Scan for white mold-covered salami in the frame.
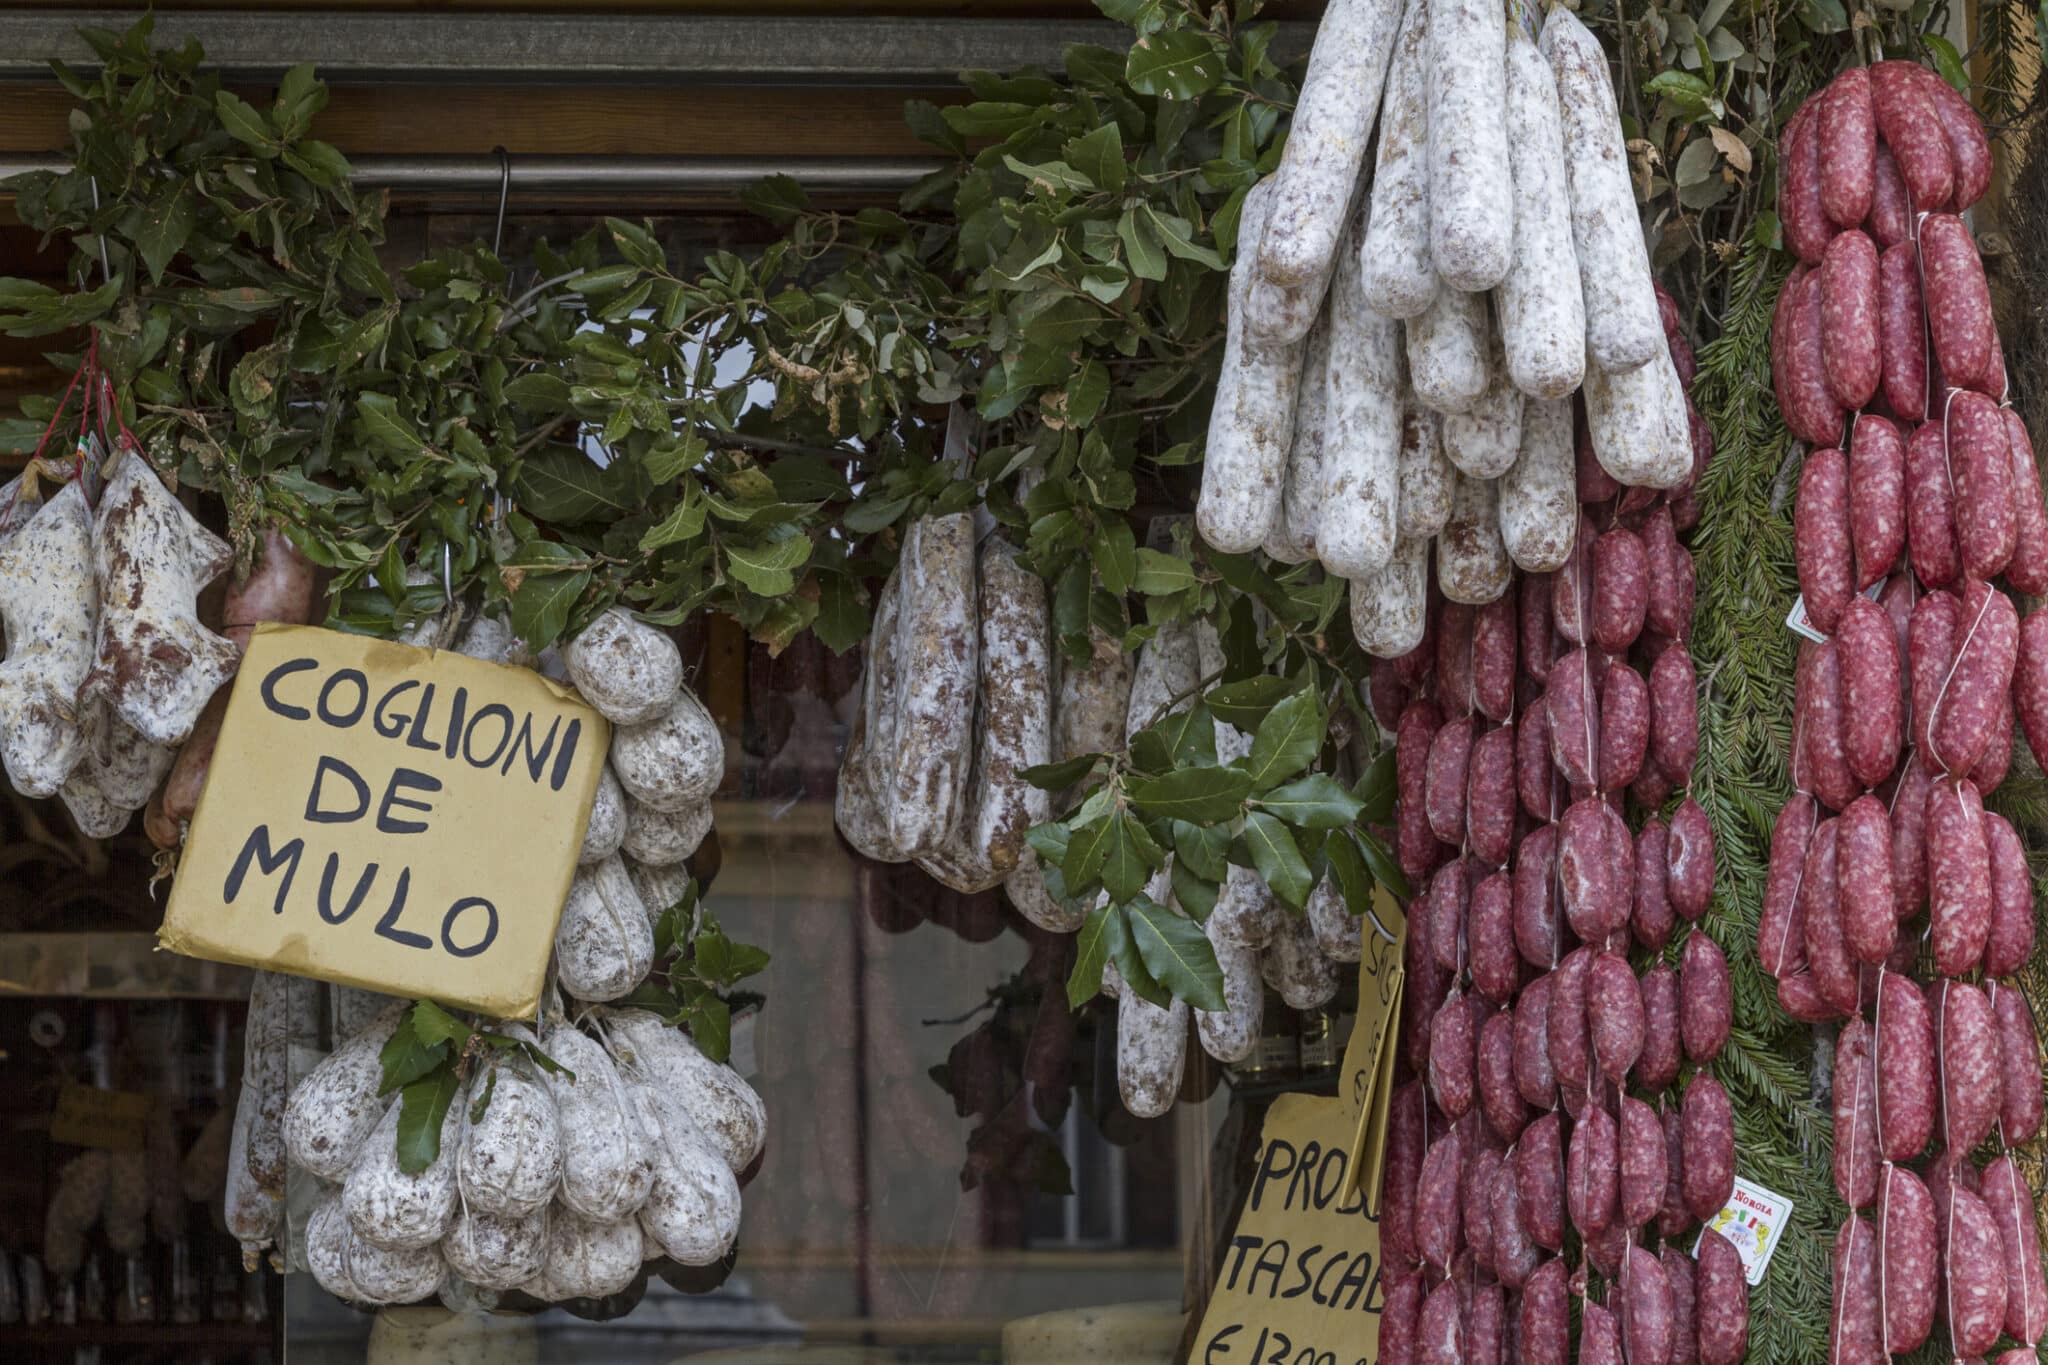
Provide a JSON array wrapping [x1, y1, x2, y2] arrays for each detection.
[[621, 795, 711, 868], [625, 857, 694, 930], [525, 1205, 642, 1301], [1541, 9, 1664, 375], [1198, 928, 1261, 1064], [1443, 333, 1525, 479], [58, 763, 129, 837], [835, 567, 906, 863], [223, 1100, 279, 1267], [1406, 288, 1489, 415], [241, 972, 290, 1197], [1247, 0, 1402, 340], [610, 683, 722, 814], [1581, 346, 1692, 489], [80, 456, 236, 747], [1439, 471, 1513, 604], [1308, 875, 1364, 962], [1498, 27, 1586, 399], [1003, 851, 1084, 933], [542, 1021, 657, 1223], [553, 854, 655, 1003], [564, 609, 683, 726], [1360, 0, 1438, 318], [283, 1002, 405, 1181], [1055, 624, 1134, 772], [68, 701, 173, 812], [457, 1035, 564, 1217], [630, 1080, 743, 1265], [1499, 397, 1578, 572], [1264, 904, 1342, 1008], [882, 512, 977, 856], [604, 1008, 766, 1173], [1318, 208, 1404, 580], [1200, 179, 1301, 555], [1349, 537, 1431, 657], [1267, 310, 1334, 564], [454, 609, 516, 665], [332, 985, 398, 1044], [0, 473, 41, 543], [306, 1194, 363, 1301], [1124, 616, 1201, 742], [440, 1203, 548, 1292], [0, 481, 95, 796], [1117, 986, 1189, 1119], [1396, 404, 1453, 538], [345, 1227, 447, 1305], [344, 1100, 460, 1251], [579, 765, 627, 866], [1425, 0, 1513, 291]]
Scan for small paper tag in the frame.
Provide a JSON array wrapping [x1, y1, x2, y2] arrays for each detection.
[[50, 1081, 151, 1152], [1694, 1175, 1795, 1285], [1785, 595, 1828, 644]]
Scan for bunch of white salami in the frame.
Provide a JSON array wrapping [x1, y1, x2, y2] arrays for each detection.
[[1764, 60, 2048, 1365], [1198, 1, 1700, 634], [1372, 296, 1750, 1364]]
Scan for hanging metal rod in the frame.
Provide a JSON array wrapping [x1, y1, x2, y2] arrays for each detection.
[[0, 153, 948, 194], [0, 11, 1317, 87]]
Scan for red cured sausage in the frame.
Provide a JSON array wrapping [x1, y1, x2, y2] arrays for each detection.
[[1566, 1101, 1619, 1236], [1870, 62, 1955, 211], [1876, 969, 1937, 1163], [1939, 980, 2001, 1159], [1477, 1008, 1527, 1144], [1803, 641, 1859, 812], [1513, 973, 1557, 1111], [1368, 669, 1409, 734], [1657, 1105, 1691, 1239], [1980, 1154, 2048, 1347], [1878, 244, 1927, 423], [1622, 1242, 1673, 1365], [1463, 1142, 1501, 1280], [1879, 1163, 1938, 1352], [1836, 596, 1901, 788], [1909, 589, 1960, 767], [1512, 824, 1560, 968], [1946, 1184, 2009, 1358], [1993, 981, 2043, 1145], [1696, 1226, 1750, 1365], [1426, 717, 1476, 845], [1429, 988, 1478, 1121], [1778, 969, 1842, 1022], [1820, 230, 1881, 409], [1617, 1095, 1665, 1230], [1398, 700, 1447, 883], [1796, 446, 1855, 635], [1968, 688, 2013, 795], [1591, 529, 1647, 655], [1596, 664, 1648, 793], [1642, 506, 1694, 640], [1921, 213, 1995, 394], [1546, 946, 1593, 1095], [1490, 1155, 1541, 1290], [1679, 931, 1730, 1063], [1465, 725, 1516, 867], [2018, 608, 2048, 774], [1785, 271, 1847, 446], [1403, 897, 1449, 1071], [1680, 1074, 1734, 1222], [1559, 798, 1626, 942], [1781, 100, 1839, 265], [1948, 391, 2017, 581], [1469, 870, 1518, 1004], [1473, 589, 1517, 722], [1834, 1015, 1881, 1209], [1817, 67, 1876, 227], [1437, 602, 1474, 719], [1381, 1270, 1423, 1365], [2001, 410, 2048, 595], [1381, 1080, 1426, 1269], [1928, 777, 1992, 977], [1895, 61, 1993, 208], [1770, 262, 1806, 435], [1801, 816, 1860, 1014], [1665, 796, 1714, 922], [1415, 1129, 1464, 1274], [1544, 649, 1599, 789], [1648, 646, 1698, 784], [1417, 1275, 1463, 1365], [1515, 1110, 1566, 1251], [1520, 572, 1555, 684], [1832, 1213, 1885, 1365], [1870, 141, 1910, 247], [1633, 819, 1675, 953], [1905, 421, 1961, 589], [1430, 859, 1469, 974], [1519, 1257, 1568, 1365], [1982, 813, 2033, 978], [1553, 513, 1596, 645], [1847, 414, 1907, 591], [1638, 963, 1681, 1091], [1758, 792, 1817, 976], [1585, 950, 1644, 1085], [1836, 795, 1896, 964], [1516, 698, 1556, 821], [1664, 1245, 1699, 1365]]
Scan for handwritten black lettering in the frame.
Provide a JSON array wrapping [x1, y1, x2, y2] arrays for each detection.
[[376, 768, 442, 835], [305, 756, 371, 824], [404, 683, 440, 753], [1282, 1243, 1321, 1299], [372, 679, 421, 739], [442, 685, 468, 759], [441, 897, 498, 958], [1329, 1252, 1376, 1312], [260, 658, 317, 720], [1252, 1138, 1298, 1213], [224, 825, 304, 913], [372, 868, 431, 949], [1245, 1238, 1288, 1299], [1202, 1323, 1241, 1363], [316, 669, 369, 727], [463, 703, 515, 769], [1222, 1235, 1263, 1292], [316, 852, 379, 925], [549, 718, 582, 792]]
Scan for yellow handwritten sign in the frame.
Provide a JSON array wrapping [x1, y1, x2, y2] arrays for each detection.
[[160, 624, 608, 1019], [50, 1082, 152, 1151], [1188, 1091, 1386, 1365], [1344, 886, 1407, 1197]]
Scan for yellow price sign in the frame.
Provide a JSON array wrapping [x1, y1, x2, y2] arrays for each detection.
[[1341, 884, 1406, 1196]]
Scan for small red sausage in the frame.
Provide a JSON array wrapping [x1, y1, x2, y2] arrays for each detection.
[[1657, 1105, 1691, 1240], [1696, 1226, 1750, 1365], [1758, 792, 1817, 976], [1462, 1142, 1501, 1280], [1870, 62, 1955, 211], [1638, 963, 1681, 1091], [1546, 947, 1594, 1097], [1515, 1110, 1566, 1252], [1982, 812, 2033, 978], [1511, 824, 1560, 969], [1847, 413, 1907, 591], [1429, 987, 1478, 1121], [1519, 1257, 1568, 1365], [1969, 687, 2013, 794], [1778, 969, 1843, 1022], [1437, 601, 1475, 719], [1880, 1163, 1938, 1352], [1622, 1242, 1673, 1365], [1566, 1101, 1619, 1236], [1876, 968, 1937, 1163], [1664, 1245, 1699, 1365], [1890, 762, 1931, 923], [1472, 588, 1517, 722], [1489, 1155, 1541, 1290], [1905, 421, 1961, 590], [1946, 1185, 2009, 1358], [1468, 869, 1518, 1005], [2018, 608, 2048, 775], [1585, 950, 1645, 1086], [1802, 641, 1860, 814], [1679, 931, 1731, 1064], [1781, 100, 1839, 265], [1939, 979, 2002, 1160], [1831, 1213, 1885, 1365], [1512, 974, 1557, 1113], [1597, 665, 1648, 794], [1617, 1095, 1665, 1231], [1633, 820, 1675, 953], [1902, 62, 1993, 208], [1559, 798, 1625, 942], [1415, 1129, 1465, 1274], [1648, 645, 1699, 784], [1980, 1154, 2047, 1347], [1819, 230, 1881, 409], [1800, 816, 1860, 1015], [1516, 697, 1556, 821], [1948, 391, 2018, 582], [1666, 796, 1715, 922], [1795, 446, 1855, 636], [1817, 67, 1877, 227], [1544, 649, 1600, 790], [1909, 589, 1960, 767], [1416, 1275, 1463, 1365], [1381, 1080, 1426, 1269], [1834, 1015, 1881, 1209], [1836, 794, 1896, 965], [1520, 572, 1555, 684], [1870, 141, 1910, 247], [2002, 410, 2048, 596], [1837, 595, 1902, 788], [1591, 529, 1648, 655], [1465, 725, 1517, 867], [1642, 505, 1692, 640], [1478, 1008, 1528, 1145], [1920, 213, 1996, 394], [1426, 716, 1476, 845], [1928, 777, 1993, 977], [1785, 271, 1847, 446], [1380, 1270, 1423, 1365], [1993, 981, 2043, 1146], [1878, 244, 1927, 423], [1429, 859, 1469, 975], [1680, 1074, 1735, 1222]]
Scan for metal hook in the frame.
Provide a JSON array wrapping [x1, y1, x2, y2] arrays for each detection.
[[492, 147, 511, 257], [87, 176, 110, 284], [442, 541, 455, 605]]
